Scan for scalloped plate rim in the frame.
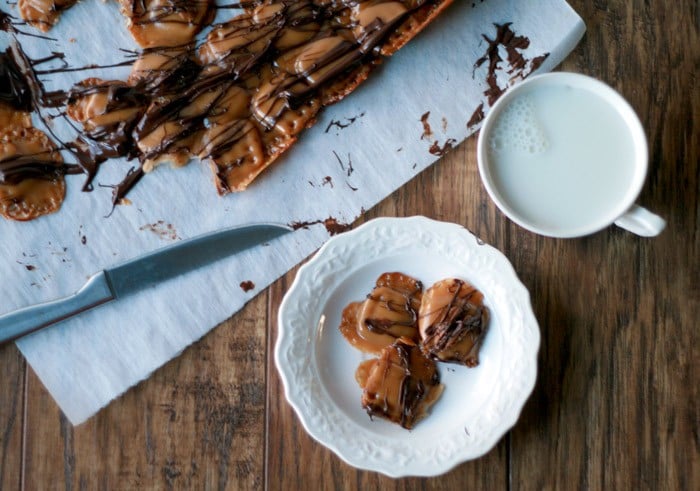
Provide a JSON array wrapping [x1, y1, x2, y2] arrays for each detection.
[[275, 216, 540, 477]]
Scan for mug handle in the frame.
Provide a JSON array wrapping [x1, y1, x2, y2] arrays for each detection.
[[614, 204, 666, 237]]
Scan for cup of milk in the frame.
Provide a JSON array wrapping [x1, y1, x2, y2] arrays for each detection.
[[477, 72, 665, 238]]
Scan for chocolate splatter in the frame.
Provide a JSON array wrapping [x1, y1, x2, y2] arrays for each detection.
[[420, 111, 433, 140], [25, 264, 36, 271], [421, 111, 456, 157], [529, 53, 550, 72], [473, 23, 526, 105], [290, 217, 352, 236], [321, 176, 333, 188], [78, 225, 87, 245], [323, 217, 352, 236], [290, 220, 315, 231], [429, 138, 457, 157], [332, 150, 354, 177], [468, 23, 550, 128], [139, 220, 179, 241], [331, 150, 357, 190], [467, 102, 485, 129], [239, 280, 255, 292]]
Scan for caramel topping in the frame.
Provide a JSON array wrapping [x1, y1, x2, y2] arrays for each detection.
[[118, 0, 215, 48], [339, 272, 423, 354], [66, 79, 144, 132], [0, 103, 32, 129], [198, 15, 277, 69], [419, 278, 489, 367], [352, 1, 408, 37], [127, 47, 197, 93], [6, 0, 454, 216], [202, 119, 268, 193], [17, 0, 78, 32], [0, 127, 66, 221], [358, 337, 443, 429]]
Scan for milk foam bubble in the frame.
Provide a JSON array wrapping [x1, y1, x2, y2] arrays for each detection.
[[489, 96, 549, 155]]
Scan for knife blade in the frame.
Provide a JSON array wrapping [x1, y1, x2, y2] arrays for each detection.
[[0, 223, 292, 345]]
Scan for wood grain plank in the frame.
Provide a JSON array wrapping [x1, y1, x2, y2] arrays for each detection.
[[509, 0, 699, 489], [0, 344, 24, 491], [22, 293, 269, 490], [3, 1, 697, 490], [265, 141, 510, 489]]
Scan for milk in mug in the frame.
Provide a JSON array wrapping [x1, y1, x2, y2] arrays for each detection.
[[485, 83, 641, 233]]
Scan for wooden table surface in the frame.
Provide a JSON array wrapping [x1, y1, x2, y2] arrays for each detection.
[[1, 1, 698, 489]]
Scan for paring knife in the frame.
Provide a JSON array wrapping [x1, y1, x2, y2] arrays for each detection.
[[0, 223, 292, 345]]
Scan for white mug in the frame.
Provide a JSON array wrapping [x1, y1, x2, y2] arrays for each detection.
[[477, 72, 665, 238]]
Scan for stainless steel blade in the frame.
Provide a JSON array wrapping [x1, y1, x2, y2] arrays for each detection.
[[0, 223, 292, 344], [104, 223, 292, 299]]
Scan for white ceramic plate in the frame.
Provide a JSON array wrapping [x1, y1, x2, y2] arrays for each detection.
[[275, 216, 539, 477]]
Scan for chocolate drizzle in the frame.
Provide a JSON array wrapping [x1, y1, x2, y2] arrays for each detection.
[[0, 9, 14, 33], [419, 278, 489, 367], [2, 0, 454, 220], [0, 154, 80, 185], [0, 42, 47, 113], [358, 337, 442, 430], [290, 216, 351, 236], [103, 166, 145, 209], [0, 49, 34, 112]]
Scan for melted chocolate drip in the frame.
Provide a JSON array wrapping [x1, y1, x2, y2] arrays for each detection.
[[0, 8, 16, 33], [0, 48, 35, 112], [105, 166, 145, 209], [0, 154, 80, 185]]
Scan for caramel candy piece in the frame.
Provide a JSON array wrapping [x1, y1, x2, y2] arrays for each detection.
[[135, 82, 231, 171], [0, 127, 66, 221], [251, 74, 322, 136], [18, 0, 78, 32], [198, 14, 280, 71], [0, 103, 31, 129], [65, 78, 146, 159], [339, 272, 423, 354], [356, 337, 443, 429], [118, 0, 215, 48], [201, 119, 269, 193], [128, 47, 197, 95], [419, 278, 489, 367], [351, 1, 409, 41]]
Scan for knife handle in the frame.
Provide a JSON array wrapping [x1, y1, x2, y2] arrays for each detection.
[[0, 271, 114, 345]]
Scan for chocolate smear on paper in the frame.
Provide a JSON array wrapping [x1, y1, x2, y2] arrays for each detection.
[[420, 111, 433, 140], [239, 280, 255, 292], [468, 23, 550, 128], [290, 217, 352, 236]]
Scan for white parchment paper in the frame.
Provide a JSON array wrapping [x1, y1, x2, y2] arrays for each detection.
[[0, 0, 585, 424]]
